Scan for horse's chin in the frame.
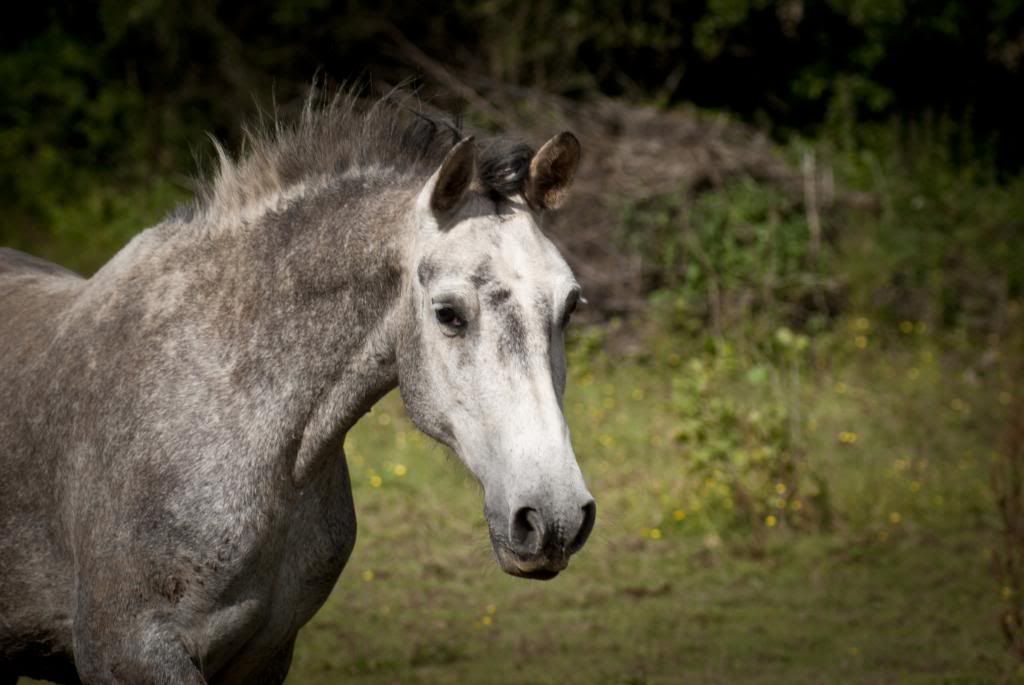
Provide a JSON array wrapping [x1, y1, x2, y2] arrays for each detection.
[[490, 539, 568, 581]]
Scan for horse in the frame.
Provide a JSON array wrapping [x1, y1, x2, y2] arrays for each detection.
[[0, 92, 595, 683]]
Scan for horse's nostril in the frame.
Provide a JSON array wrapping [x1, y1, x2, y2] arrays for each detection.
[[511, 507, 545, 556], [569, 500, 597, 554]]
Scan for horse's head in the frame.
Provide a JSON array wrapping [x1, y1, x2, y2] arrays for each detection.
[[398, 133, 595, 580]]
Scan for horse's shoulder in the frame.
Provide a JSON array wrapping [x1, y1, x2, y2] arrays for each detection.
[[0, 247, 81, 280]]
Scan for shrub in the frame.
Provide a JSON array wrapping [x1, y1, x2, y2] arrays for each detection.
[[627, 177, 837, 337], [668, 336, 830, 533]]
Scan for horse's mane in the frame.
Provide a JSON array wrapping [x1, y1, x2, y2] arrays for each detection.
[[184, 88, 535, 225]]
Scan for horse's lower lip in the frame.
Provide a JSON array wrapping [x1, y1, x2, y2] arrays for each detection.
[[499, 556, 563, 580], [508, 567, 560, 580], [491, 541, 569, 580]]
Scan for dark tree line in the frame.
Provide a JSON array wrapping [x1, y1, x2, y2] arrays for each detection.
[[3, 0, 1023, 230]]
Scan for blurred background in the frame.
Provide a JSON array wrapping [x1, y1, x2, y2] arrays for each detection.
[[4, 2, 1024, 683]]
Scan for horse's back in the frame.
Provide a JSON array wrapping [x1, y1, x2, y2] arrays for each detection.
[[0, 247, 82, 321], [0, 248, 82, 681], [0, 247, 81, 279], [0, 247, 83, 355]]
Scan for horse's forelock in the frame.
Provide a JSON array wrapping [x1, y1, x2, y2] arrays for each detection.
[[478, 140, 535, 199]]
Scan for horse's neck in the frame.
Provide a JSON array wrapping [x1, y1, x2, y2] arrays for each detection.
[[288, 303, 404, 486], [74, 188, 413, 485], [279, 197, 413, 486]]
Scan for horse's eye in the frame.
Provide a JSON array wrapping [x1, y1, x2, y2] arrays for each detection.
[[564, 300, 577, 321], [562, 293, 580, 327], [435, 306, 465, 329]]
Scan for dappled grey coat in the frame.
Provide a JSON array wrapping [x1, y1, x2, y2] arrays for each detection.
[[0, 92, 593, 683]]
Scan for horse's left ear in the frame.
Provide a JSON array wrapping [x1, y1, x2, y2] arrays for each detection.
[[418, 137, 477, 224], [525, 132, 581, 211]]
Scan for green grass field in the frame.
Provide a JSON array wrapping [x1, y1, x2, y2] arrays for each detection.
[[284, 323, 1019, 684]]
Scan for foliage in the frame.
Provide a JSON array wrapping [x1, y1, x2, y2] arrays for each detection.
[[7, 179, 188, 275], [668, 336, 829, 534], [3, 0, 1023, 252], [620, 121, 1024, 347], [825, 122, 1024, 334], [626, 177, 835, 336]]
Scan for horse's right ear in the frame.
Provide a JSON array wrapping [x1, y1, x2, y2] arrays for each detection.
[[417, 137, 476, 225], [525, 132, 581, 211]]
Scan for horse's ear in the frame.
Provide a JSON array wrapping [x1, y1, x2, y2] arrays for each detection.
[[525, 132, 581, 211], [419, 137, 477, 221]]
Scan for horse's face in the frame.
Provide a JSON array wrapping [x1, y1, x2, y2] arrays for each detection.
[[399, 135, 595, 579]]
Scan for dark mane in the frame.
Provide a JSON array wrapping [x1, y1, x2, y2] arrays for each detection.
[[188, 89, 535, 222]]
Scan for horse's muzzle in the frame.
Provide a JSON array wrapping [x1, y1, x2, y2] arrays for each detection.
[[488, 500, 596, 580]]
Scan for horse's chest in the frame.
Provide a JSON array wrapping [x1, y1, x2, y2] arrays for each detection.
[[275, 477, 357, 616], [198, 463, 356, 678]]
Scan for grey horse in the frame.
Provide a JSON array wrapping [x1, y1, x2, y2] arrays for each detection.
[[0, 93, 595, 683]]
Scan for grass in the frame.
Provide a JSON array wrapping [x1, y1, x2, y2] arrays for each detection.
[[296, 524, 1007, 684], [284, 323, 1020, 684]]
